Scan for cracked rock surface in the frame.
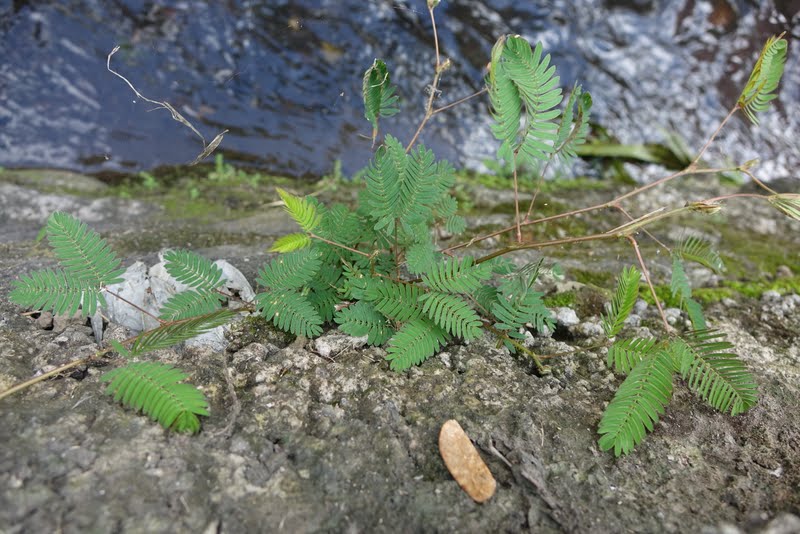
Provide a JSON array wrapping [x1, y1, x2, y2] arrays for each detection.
[[1, 172, 799, 532]]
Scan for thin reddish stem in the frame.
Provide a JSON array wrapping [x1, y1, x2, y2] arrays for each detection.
[[512, 152, 522, 242], [431, 87, 488, 116], [405, 5, 443, 153], [309, 233, 372, 258], [627, 235, 670, 331], [104, 289, 164, 324]]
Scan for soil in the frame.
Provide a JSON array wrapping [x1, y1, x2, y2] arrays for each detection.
[[1, 169, 799, 533]]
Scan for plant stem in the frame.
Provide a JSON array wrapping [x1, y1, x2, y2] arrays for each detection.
[[442, 167, 729, 255], [512, 152, 522, 242], [525, 159, 552, 221], [616, 205, 670, 253], [606, 206, 690, 237], [483, 322, 546, 374], [104, 288, 165, 324], [431, 87, 488, 115], [0, 353, 102, 401], [475, 232, 611, 265], [741, 169, 778, 195], [691, 105, 739, 166], [405, 4, 442, 153], [627, 235, 670, 331], [442, 104, 741, 255], [700, 192, 768, 204], [309, 232, 372, 258]]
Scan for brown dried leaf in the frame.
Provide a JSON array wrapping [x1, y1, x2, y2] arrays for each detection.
[[438, 419, 496, 503]]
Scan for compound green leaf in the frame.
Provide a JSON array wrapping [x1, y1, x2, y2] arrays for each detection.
[[738, 34, 787, 125], [163, 249, 225, 290], [385, 318, 449, 371], [598, 350, 674, 456], [45, 211, 124, 286], [256, 248, 322, 291], [102, 362, 208, 433], [334, 301, 394, 346], [256, 289, 324, 338], [602, 266, 641, 338]]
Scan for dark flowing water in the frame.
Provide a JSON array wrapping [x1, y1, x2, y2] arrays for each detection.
[[0, 1, 798, 180]]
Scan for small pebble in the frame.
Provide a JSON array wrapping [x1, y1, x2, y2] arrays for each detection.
[[776, 265, 794, 279], [553, 307, 579, 327], [35, 312, 54, 330]]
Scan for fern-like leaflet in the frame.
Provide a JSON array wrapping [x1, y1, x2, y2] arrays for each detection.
[[385, 318, 449, 371], [10, 270, 104, 317], [444, 214, 467, 235], [674, 236, 724, 273], [128, 309, 238, 356], [9, 211, 125, 316], [365, 136, 440, 234], [679, 330, 758, 415], [270, 233, 312, 253], [419, 292, 483, 341], [102, 362, 209, 433], [489, 36, 563, 165], [363, 59, 399, 145], [473, 284, 499, 315], [46, 211, 125, 286], [598, 350, 674, 456], [317, 203, 366, 247], [256, 289, 323, 338], [738, 34, 787, 125], [553, 83, 592, 166], [306, 264, 342, 322], [421, 256, 492, 294], [163, 249, 225, 289], [670, 255, 706, 330], [670, 256, 691, 303], [158, 290, 225, 321], [607, 337, 658, 375], [364, 279, 424, 322], [334, 301, 394, 346], [277, 187, 322, 233], [602, 266, 641, 338], [256, 248, 322, 290], [492, 276, 554, 350], [406, 240, 438, 275], [767, 193, 800, 222]]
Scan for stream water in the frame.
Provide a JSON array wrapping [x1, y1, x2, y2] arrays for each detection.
[[0, 1, 798, 181]]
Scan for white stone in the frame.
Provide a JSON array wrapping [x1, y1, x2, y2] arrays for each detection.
[[553, 307, 579, 327], [312, 334, 368, 358], [100, 252, 254, 351]]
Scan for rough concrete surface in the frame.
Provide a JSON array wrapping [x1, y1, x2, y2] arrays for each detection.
[[0, 172, 799, 533]]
